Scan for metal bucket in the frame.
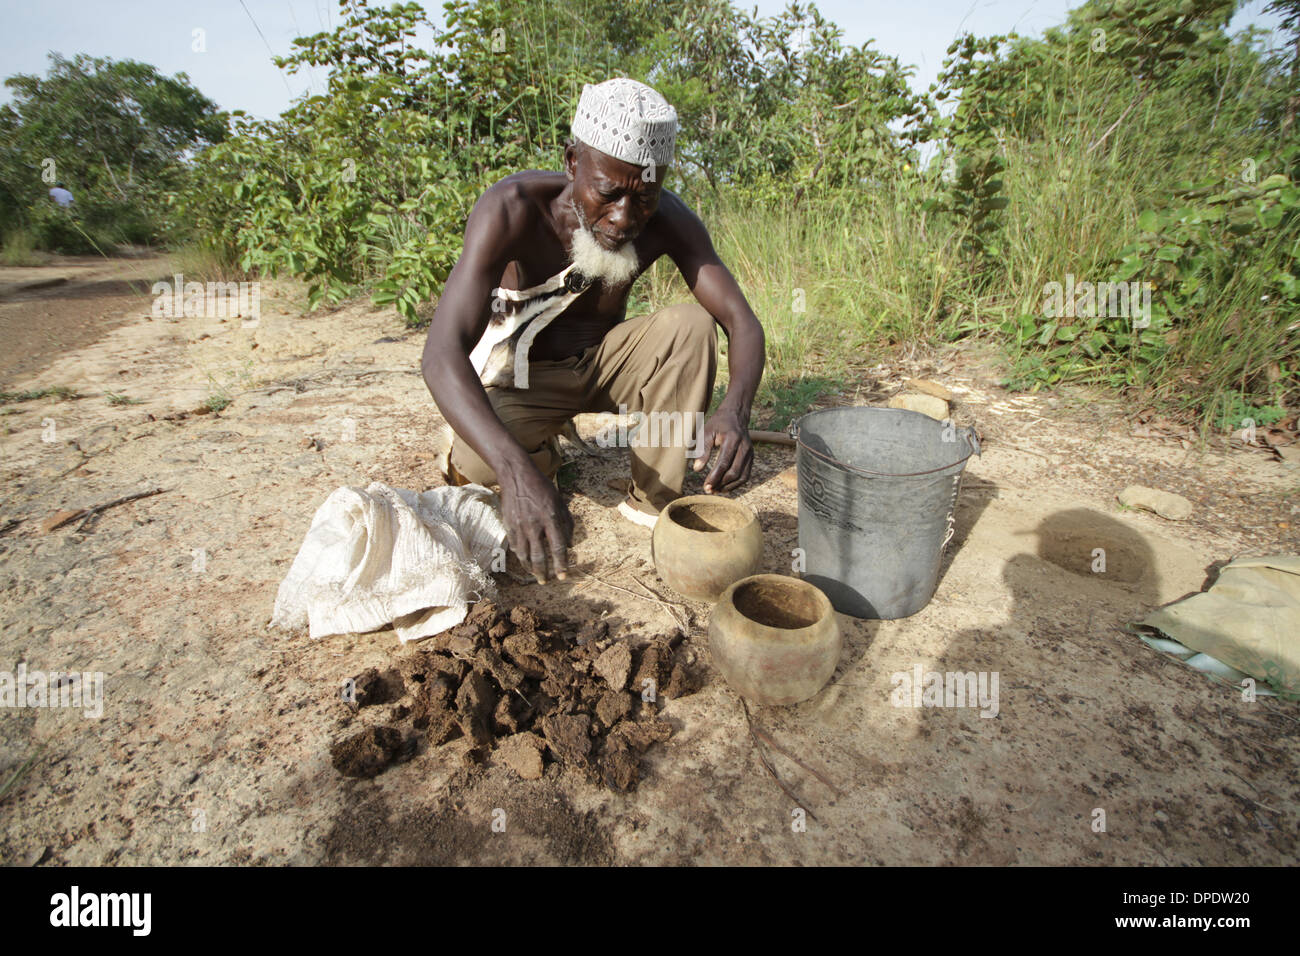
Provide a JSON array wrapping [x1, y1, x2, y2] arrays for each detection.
[[794, 406, 980, 619]]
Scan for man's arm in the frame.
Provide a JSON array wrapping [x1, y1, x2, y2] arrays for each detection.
[[420, 185, 573, 581], [663, 195, 766, 493]]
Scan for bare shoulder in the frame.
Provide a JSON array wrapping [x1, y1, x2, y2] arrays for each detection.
[[647, 187, 716, 263], [653, 187, 702, 230], [474, 171, 562, 229]]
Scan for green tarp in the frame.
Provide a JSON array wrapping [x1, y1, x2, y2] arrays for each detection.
[[1135, 555, 1300, 700]]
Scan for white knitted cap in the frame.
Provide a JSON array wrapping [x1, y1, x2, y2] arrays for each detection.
[[571, 78, 677, 168]]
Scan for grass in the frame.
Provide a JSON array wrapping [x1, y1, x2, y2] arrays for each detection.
[[0, 743, 46, 805], [750, 375, 845, 431], [628, 181, 963, 430], [618, 74, 1295, 436], [167, 242, 251, 283], [0, 385, 75, 406], [198, 361, 257, 414], [1211, 394, 1287, 431], [0, 229, 50, 267], [105, 392, 144, 406]]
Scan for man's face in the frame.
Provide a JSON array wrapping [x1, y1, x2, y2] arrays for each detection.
[[566, 143, 665, 250]]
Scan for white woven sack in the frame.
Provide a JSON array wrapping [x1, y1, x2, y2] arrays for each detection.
[[270, 482, 507, 643]]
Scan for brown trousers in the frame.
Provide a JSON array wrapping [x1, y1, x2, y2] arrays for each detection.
[[448, 302, 718, 515]]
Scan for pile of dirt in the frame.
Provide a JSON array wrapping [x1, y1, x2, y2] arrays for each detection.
[[329, 602, 699, 791]]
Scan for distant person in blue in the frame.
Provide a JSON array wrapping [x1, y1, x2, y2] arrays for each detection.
[[48, 182, 74, 207]]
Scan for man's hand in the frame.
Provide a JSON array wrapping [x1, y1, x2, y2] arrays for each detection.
[[498, 460, 573, 582], [691, 407, 754, 494]]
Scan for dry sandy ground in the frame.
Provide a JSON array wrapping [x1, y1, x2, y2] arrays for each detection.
[[0, 258, 1297, 866], [0, 253, 173, 385]]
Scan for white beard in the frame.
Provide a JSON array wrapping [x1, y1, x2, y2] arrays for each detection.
[[568, 201, 639, 289]]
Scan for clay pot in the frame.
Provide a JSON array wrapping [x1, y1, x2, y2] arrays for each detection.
[[651, 495, 763, 602], [708, 574, 841, 706]]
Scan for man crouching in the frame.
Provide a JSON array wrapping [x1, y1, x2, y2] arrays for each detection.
[[420, 77, 765, 583]]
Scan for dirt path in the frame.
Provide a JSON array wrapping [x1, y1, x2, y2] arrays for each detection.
[[0, 265, 1296, 865], [0, 254, 174, 387]]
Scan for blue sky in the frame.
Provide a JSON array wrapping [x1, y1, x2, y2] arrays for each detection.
[[0, 0, 1287, 120]]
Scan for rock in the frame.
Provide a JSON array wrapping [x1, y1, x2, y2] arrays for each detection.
[[540, 713, 592, 768], [594, 642, 632, 691], [574, 619, 608, 646], [473, 647, 523, 691], [595, 690, 633, 728], [1117, 485, 1193, 521], [887, 392, 949, 421], [446, 635, 477, 656], [349, 667, 404, 708], [905, 378, 954, 402], [330, 726, 407, 778], [631, 643, 670, 701], [462, 600, 506, 632], [492, 694, 520, 735], [27, 845, 51, 867], [614, 718, 673, 751], [599, 735, 639, 792], [455, 670, 497, 746], [509, 606, 542, 631], [382, 604, 685, 792], [663, 662, 697, 699], [411, 674, 460, 744], [496, 732, 545, 780]]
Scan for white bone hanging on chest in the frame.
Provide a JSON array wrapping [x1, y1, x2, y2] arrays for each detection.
[[469, 263, 593, 390]]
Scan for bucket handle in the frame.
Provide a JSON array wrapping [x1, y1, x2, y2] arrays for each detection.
[[791, 416, 980, 479]]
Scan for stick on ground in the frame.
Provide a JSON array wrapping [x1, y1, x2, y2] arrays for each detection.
[[748, 723, 842, 797], [43, 487, 168, 533], [742, 699, 818, 822]]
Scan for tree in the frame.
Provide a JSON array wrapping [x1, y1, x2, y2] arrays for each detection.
[[0, 53, 226, 248], [1265, 0, 1300, 136]]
